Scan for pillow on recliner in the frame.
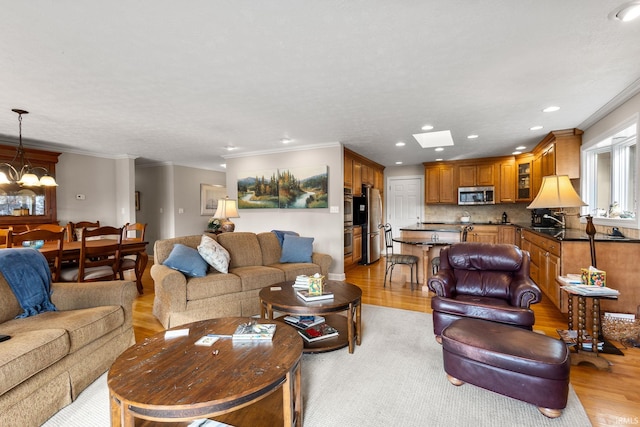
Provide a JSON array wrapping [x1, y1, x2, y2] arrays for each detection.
[[280, 234, 314, 263], [163, 244, 208, 277]]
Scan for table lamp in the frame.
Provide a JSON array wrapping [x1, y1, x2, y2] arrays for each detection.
[[213, 197, 239, 233], [527, 175, 586, 229]]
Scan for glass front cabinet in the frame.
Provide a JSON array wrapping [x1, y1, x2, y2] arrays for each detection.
[[516, 154, 534, 202], [0, 144, 60, 231]]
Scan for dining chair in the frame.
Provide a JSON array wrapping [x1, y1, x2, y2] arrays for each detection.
[[26, 223, 67, 241], [60, 226, 122, 282], [66, 220, 100, 242], [8, 229, 65, 282], [379, 223, 419, 290], [119, 222, 147, 280], [0, 227, 13, 248]]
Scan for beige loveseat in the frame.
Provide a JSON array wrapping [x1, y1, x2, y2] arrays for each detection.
[[0, 277, 137, 427], [152, 231, 332, 328]]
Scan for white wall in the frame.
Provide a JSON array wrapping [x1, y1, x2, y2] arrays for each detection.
[[56, 152, 119, 226], [135, 163, 225, 253], [225, 143, 343, 276]]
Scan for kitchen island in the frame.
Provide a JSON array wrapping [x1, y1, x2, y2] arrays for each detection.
[[395, 224, 465, 288]]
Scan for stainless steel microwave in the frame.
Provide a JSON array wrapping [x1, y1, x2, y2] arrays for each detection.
[[458, 186, 495, 205]]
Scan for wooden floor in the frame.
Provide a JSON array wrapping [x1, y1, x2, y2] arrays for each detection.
[[130, 259, 639, 427]]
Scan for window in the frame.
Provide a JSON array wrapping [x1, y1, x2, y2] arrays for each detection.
[[581, 119, 638, 229]]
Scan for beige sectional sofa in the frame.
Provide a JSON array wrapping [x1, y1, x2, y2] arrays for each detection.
[[152, 231, 332, 328], [0, 277, 137, 427]]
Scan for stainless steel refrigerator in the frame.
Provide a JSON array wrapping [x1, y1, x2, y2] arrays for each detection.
[[354, 185, 382, 264]]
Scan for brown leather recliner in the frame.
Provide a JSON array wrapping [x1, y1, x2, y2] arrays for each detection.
[[428, 242, 542, 341]]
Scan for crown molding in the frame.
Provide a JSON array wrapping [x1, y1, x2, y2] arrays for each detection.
[[222, 141, 341, 159], [579, 77, 640, 130]]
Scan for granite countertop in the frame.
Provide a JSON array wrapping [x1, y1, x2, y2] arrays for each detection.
[[517, 224, 640, 243], [400, 222, 640, 243]]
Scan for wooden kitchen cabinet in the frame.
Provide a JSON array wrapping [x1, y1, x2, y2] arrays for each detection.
[[498, 225, 516, 245], [515, 154, 534, 202], [458, 163, 495, 187], [425, 164, 455, 204], [353, 226, 362, 264], [467, 225, 498, 243], [498, 160, 516, 203], [353, 161, 362, 195], [344, 148, 385, 197], [344, 155, 353, 190], [521, 230, 561, 307]]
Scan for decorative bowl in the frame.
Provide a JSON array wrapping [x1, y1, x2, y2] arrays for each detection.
[[22, 240, 45, 249]]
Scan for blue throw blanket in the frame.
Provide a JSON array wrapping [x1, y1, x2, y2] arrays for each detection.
[[0, 248, 57, 318]]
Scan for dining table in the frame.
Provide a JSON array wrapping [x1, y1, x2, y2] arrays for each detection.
[[39, 239, 148, 294]]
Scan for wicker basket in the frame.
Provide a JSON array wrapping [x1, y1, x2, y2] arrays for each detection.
[[601, 316, 640, 345]]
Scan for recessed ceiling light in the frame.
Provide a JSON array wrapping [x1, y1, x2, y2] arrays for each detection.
[[610, 1, 640, 21], [542, 106, 560, 113], [512, 151, 522, 155], [395, 161, 403, 165], [422, 124, 434, 131], [435, 147, 444, 152], [435, 158, 443, 161], [225, 146, 238, 151], [516, 146, 526, 150], [220, 163, 227, 168], [530, 125, 543, 131], [467, 134, 479, 139], [281, 138, 293, 144], [395, 141, 406, 147]]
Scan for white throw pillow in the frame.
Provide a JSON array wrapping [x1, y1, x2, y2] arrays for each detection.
[[197, 234, 230, 274]]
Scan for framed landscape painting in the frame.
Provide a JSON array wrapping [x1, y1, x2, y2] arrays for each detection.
[[278, 165, 328, 209], [237, 169, 279, 209], [200, 184, 227, 215]]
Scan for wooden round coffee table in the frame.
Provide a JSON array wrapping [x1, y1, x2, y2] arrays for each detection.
[[107, 317, 303, 427], [259, 281, 362, 353]]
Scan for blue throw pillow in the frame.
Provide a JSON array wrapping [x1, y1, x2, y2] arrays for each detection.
[[272, 230, 299, 247], [163, 244, 208, 277], [280, 235, 314, 263]]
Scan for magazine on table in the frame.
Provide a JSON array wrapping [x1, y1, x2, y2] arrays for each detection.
[[297, 323, 339, 343], [232, 322, 276, 340], [293, 275, 311, 289], [296, 290, 334, 302], [284, 315, 326, 329]]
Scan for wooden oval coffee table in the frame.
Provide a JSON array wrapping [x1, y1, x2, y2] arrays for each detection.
[[259, 280, 362, 354], [107, 317, 303, 427]]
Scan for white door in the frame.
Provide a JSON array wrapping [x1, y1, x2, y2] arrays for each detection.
[[387, 176, 423, 248]]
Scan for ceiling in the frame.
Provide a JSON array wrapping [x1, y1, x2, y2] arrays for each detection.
[[1, 1, 640, 172]]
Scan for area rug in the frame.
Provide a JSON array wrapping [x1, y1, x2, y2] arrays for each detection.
[[43, 305, 591, 427]]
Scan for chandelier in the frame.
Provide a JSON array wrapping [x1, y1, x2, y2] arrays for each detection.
[[0, 109, 58, 187]]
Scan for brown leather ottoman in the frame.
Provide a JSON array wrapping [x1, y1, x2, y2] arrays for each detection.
[[441, 318, 570, 418]]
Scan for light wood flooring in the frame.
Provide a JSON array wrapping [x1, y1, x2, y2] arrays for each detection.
[[130, 259, 639, 427]]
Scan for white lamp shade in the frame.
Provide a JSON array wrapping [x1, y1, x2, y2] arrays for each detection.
[[38, 175, 58, 186], [527, 175, 586, 209], [0, 172, 11, 185], [213, 198, 239, 219], [18, 173, 41, 186]]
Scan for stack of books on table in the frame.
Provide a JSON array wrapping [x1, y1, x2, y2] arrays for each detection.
[[296, 289, 334, 302], [232, 322, 276, 341], [297, 322, 339, 343], [560, 284, 620, 297], [557, 329, 604, 351], [293, 275, 310, 289], [283, 315, 326, 330]]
